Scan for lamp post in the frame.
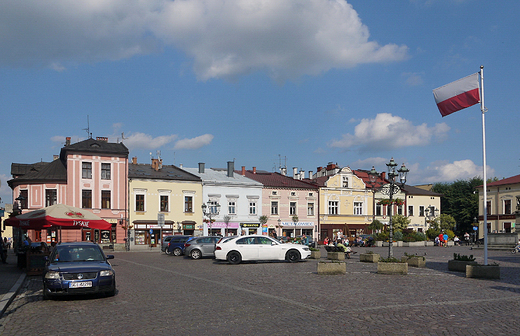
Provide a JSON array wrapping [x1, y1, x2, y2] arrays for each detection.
[[369, 158, 409, 258], [202, 202, 220, 236], [292, 215, 298, 239], [277, 218, 281, 239], [425, 205, 439, 231]]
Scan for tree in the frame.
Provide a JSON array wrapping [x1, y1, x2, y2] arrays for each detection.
[[391, 214, 410, 232], [439, 213, 456, 231], [432, 177, 483, 234], [368, 219, 383, 233]]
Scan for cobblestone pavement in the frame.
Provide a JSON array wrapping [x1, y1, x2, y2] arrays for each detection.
[[1, 245, 519, 335]]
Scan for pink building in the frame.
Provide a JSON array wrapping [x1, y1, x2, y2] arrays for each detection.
[[8, 137, 129, 246]]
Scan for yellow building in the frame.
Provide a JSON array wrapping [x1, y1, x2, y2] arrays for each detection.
[[128, 158, 203, 247], [312, 165, 372, 241], [476, 174, 520, 236]]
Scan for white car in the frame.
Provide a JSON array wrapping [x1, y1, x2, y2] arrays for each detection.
[[214, 235, 311, 264]]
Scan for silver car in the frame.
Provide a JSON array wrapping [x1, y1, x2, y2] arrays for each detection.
[[184, 236, 221, 260]]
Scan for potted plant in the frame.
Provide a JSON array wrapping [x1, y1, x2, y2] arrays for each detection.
[[360, 250, 380, 263], [401, 252, 426, 268], [448, 253, 477, 272], [466, 262, 500, 279], [317, 260, 346, 275], [377, 256, 408, 275], [309, 247, 321, 259]]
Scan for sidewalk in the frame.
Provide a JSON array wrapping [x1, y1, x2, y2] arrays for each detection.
[[0, 250, 25, 318]]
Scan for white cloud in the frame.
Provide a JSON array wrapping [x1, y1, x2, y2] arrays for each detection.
[[174, 134, 214, 150], [0, 0, 408, 81], [328, 113, 450, 151], [416, 159, 495, 184], [123, 132, 177, 150]]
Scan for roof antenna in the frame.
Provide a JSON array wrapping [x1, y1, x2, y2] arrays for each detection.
[[83, 115, 91, 139]]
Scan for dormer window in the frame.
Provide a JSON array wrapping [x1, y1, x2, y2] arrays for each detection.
[[342, 176, 348, 188]]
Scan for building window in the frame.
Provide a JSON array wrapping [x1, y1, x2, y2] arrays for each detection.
[[45, 189, 57, 207], [208, 200, 219, 214], [272, 191, 277, 195], [228, 201, 236, 215], [271, 201, 278, 215], [419, 206, 425, 217], [376, 204, 382, 216], [354, 202, 363, 215], [249, 202, 256, 215], [82, 162, 92, 179], [290, 192, 296, 196], [82, 190, 92, 209], [504, 199, 512, 214], [342, 176, 348, 188], [184, 196, 192, 213], [307, 203, 314, 216], [101, 163, 111, 180], [101, 190, 111, 209], [290, 202, 297, 215], [19, 190, 28, 209], [328, 201, 338, 215], [161, 195, 170, 212], [408, 205, 414, 216], [136, 194, 145, 212], [397, 205, 403, 215], [486, 201, 491, 215]]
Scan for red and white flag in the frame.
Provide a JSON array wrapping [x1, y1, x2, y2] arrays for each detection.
[[433, 73, 480, 117]]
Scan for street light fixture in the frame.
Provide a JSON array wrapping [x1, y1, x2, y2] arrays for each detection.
[[369, 158, 409, 258], [202, 202, 220, 236]]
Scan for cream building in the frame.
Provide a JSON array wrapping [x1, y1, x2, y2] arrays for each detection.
[[128, 158, 203, 247]]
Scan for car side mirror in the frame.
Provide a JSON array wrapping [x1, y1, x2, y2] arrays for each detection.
[[106, 255, 114, 260]]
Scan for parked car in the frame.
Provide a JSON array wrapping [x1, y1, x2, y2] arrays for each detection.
[[184, 236, 221, 259], [161, 235, 175, 254], [214, 235, 311, 264], [167, 235, 193, 256], [42, 242, 116, 299]]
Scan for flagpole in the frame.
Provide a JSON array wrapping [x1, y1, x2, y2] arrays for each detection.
[[480, 65, 488, 265]]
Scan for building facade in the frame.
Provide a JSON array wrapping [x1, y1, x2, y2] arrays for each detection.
[[238, 167, 319, 240], [183, 162, 263, 236], [476, 174, 520, 236], [8, 137, 129, 245], [128, 157, 203, 247]]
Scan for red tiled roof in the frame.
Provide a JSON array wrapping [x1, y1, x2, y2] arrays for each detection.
[[237, 170, 318, 189], [480, 174, 520, 187]]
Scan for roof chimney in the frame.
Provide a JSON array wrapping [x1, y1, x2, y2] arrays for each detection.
[[151, 158, 162, 171], [308, 171, 313, 179], [53, 155, 59, 161], [96, 137, 108, 142], [198, 162, 205, 174], [241, 166, 246, 175], [293, 167, 298, 179], [132, 157, 137, 164], [253, 167, 257, 174], [227, 161, 234, 177], [65, 137, 71, 146]]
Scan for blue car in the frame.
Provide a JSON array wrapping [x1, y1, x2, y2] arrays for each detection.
[[167, 235, 193, 256], [42, 242, 116, 299]]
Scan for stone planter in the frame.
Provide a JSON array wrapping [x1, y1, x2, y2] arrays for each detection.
[[327, 252, 345, 261], [466, 264, 500, 279], [317, 261, 346, 275], [448, 260, 477, 272], [310, 250, 321, 259], [401, 256, 426, 268], [377, 262, 408, 275], [360, 253, 380, 263], [402, 241, 425, 247], [375, 241, 383, 247], [425, 241, 434, 247]]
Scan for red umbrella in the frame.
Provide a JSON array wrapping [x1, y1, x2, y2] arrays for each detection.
[[4, 204, 112, 230]]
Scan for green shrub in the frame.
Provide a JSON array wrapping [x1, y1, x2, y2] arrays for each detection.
[[453, 253, 475, 261], [379, 256, 405, 263]]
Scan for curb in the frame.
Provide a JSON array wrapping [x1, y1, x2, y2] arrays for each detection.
[[0, 272, 26, 318]]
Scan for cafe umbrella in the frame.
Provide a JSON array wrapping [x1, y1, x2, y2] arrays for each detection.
[[4, 203, 112, 231]]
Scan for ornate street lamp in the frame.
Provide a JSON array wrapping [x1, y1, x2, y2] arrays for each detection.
[[202, 202, 220, 236], [369, 158, 409, 258]]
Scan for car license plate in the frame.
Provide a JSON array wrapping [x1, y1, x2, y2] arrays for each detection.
[[69, 281, 93, 288]]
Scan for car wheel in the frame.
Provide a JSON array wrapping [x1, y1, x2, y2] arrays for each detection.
[[286, 250, 300, 263], [190, 249, 202, 260], [165, 249, 172, 255], [227, 251, 242, 264], [173, 248, 182, 256]]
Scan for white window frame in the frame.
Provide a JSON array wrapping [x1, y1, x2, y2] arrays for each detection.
[[328, 201, 338, 215], [307, 203, 314, 216], [354, 202, 363, 215]]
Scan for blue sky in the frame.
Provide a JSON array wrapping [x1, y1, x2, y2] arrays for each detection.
[[1, 0, 519, 205]]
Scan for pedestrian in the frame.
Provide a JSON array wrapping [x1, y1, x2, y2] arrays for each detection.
[[443, 232, 449, 247], [454, 236, 460, 246], [464, 232, 470, 245]]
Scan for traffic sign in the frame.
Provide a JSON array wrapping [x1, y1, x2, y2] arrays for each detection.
[[158, 213, 165, 227]]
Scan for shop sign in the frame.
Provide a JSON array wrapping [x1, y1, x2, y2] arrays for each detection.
[[280, 222, 315, 227], [241, 223, 260, 228], [183, 224, 195, 230]]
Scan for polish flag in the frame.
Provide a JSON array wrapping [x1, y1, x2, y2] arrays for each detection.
[[433, 73, 480, 117]]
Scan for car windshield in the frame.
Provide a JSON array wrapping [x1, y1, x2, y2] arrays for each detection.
[[52, 246, 105, 262]]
